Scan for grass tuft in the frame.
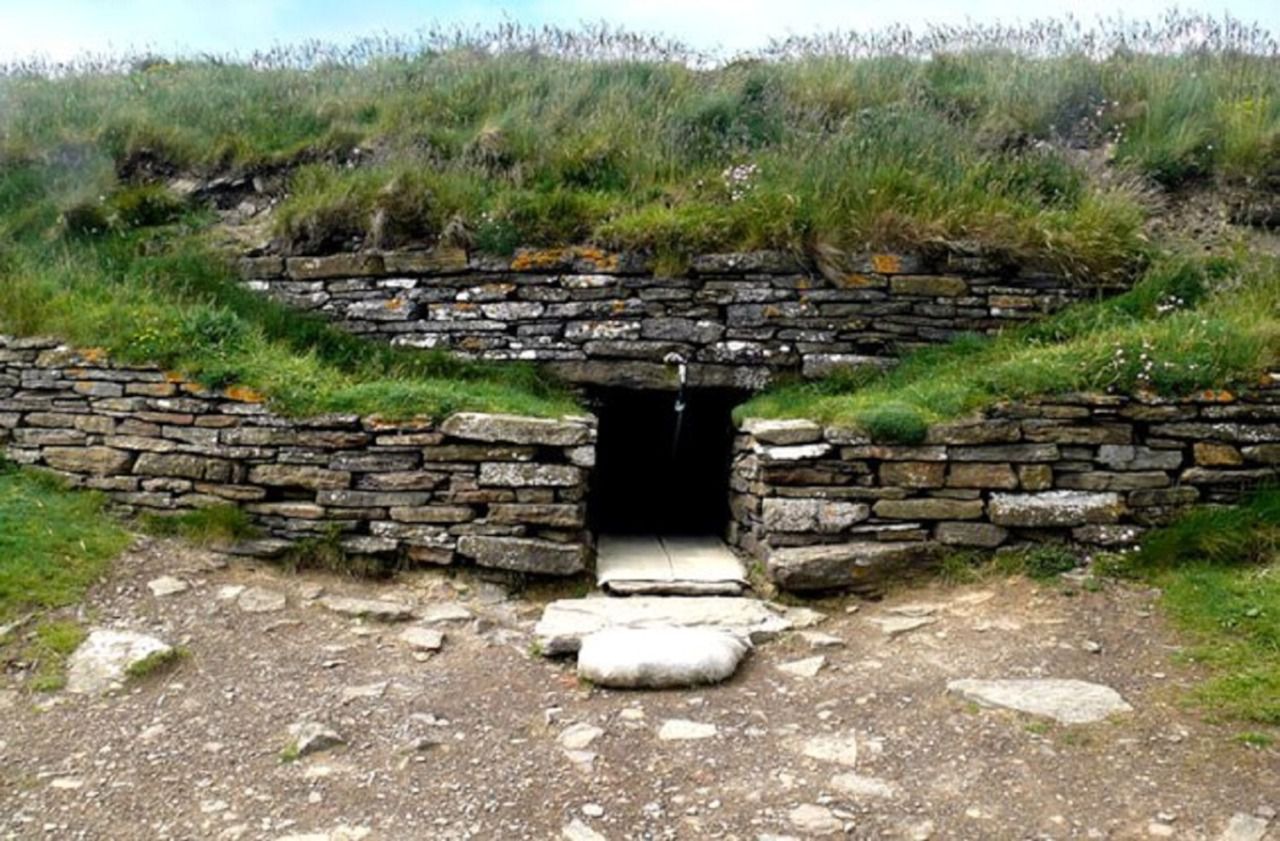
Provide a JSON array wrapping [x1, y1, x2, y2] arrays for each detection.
[[138, 505, 260, 547]]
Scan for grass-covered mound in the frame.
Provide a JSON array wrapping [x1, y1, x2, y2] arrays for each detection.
[[3, 15, 1277, 278], [0, 228, 578, 419], [738, 254, 1279, 440]]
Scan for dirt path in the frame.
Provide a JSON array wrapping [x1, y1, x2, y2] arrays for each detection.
[[1, 537, 1276, 841]]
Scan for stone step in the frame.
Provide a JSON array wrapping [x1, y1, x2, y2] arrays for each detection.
[[534, 595, 801, 655], [767, 541, 940, 592], [596, 534, 748, 596]]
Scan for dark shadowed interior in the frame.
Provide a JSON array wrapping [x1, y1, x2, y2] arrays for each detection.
[[587, 387, 748, 536]]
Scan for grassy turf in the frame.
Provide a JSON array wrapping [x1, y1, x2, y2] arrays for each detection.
[[0, 227, 580, 420], [0, 465, 129, 624], [737, 254, 1279, 439], [1107, 490, 1280, 727], [3, 15, 1277, 277]]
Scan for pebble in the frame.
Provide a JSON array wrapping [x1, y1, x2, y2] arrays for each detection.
[[777, 656, 826, 678], [562, 819, 607, 841], [788, 804, 841, 835], [147, 576, 189, 597], [559, 722, 604, 751], [581, 803, 605, 818], [398, 627, 445, 651]]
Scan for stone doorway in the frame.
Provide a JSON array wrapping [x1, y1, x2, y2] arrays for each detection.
[[587, 387, 750, 594]]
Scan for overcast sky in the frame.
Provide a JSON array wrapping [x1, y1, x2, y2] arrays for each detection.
[[0, 0, 1276, 61]]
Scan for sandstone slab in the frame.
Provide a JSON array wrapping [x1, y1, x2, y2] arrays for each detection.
[[66, 629, 172, 695], [535, 596, 792, 655], [947, 678, 1132, 724]]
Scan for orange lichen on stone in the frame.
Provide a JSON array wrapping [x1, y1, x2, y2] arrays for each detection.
[[870, 253, 902, 274], [165, 371, 186, 383], [511, 248, 572, 271], [79, 348, 109, 364], [181, 382, 208, 395], [573, 246, 619, 272], [610, 301, 628, 315], [365, 414, 434, 431], [224, 385, 266, 403], [835, 273, 881, 289], [384, 299, 407, 310], [1200, 389, 1235, 402]]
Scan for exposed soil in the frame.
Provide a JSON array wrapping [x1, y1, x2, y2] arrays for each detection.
[[1, 537, 1276, 841]]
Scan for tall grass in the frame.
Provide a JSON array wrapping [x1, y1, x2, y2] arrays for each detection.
[[2, 15, 1277, 274]]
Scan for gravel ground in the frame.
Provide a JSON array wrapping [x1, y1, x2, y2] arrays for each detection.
[[1, 536, 1276, 841]]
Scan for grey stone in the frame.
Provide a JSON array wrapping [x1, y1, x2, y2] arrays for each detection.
[[288, 720, 345, 757], [777, 655, 826, 678], [146, 576, 189, 597], [42, 446, 133, 476], [418, 603, 474, 624], [1217, 813, 1270, 841], [398, 626, 444, 651], [478, 463, 582, 487], [440, 412, 592, 446], [66, 629, 172, 695], [829, 773, 897, 799], [238, 587, 287, 613], [535, 596, 793, 655], [936, 521, 1008, 548], [947, 678, 1132, 724], [788, 804, 842, 836], [558, 722, 604, 750], [873, 498, 984, 520], [988, 491, 1124, 527], [767, 541, 939, 592], [577, 627, 750, 689], [457, 535, 588, 575], [869, 615, 936, 637], [248, 464, 351, 490], [562, 818, 608, 841], [318, 596, 414, 622], [657, 719, 717, 740], [800, 732, 859, 766], [762, 498, 869, 533], [741, 418, 823, 445]]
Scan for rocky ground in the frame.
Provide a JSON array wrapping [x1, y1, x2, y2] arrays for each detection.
[[1, 537, 1276, 841]]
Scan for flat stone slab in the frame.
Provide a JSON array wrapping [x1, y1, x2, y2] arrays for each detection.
[[66, 629, 172, 695], [577, 626, 750, 689], [947, 678, 1133, 724], [535, 596, 793, 655], [596, 534, 747, 596], [318, 596, 414, 622], [657, 719, 718, 740], [768, 541, 939, 592]]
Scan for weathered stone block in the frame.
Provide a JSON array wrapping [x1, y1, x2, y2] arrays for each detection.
[[457, 535, 588, 575], [936, 521, 1009, 548], [1096, 444, 1182, 471], [889, 276, 967, 297], [440, 412, 592, 446], [873, 498, 984, 520], [1056, 471, 1170, 491], [879, 461, 947, 488], [478, 463, 582, 487], [389, 506, 476, 524], [488, 503, 585, 528], [950, 444, 1060, 462], [42, 446, 133, 476], [947, 462, 1018, 489], [317, 490, 431, 508], [286, 254, 384, 279], [135, 452, 233, 482], [740, 418, 823, 446], [1017, 464, 1054, 490], [767, 541, 939, 591], [1241, 444, 1280, 464], [247, 464, 351, 490], [762, 498, 870, 533], [988, 491, 1124, 527]]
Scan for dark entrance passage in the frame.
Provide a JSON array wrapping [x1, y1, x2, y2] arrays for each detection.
[[588, 387, 748, 536]]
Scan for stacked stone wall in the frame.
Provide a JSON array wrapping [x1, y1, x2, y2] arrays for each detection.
[[0, 336, 595, 575], [240, 247, 1110, 390], [730, 381, 1280, 591]]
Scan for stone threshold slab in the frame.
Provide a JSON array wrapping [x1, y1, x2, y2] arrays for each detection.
[[596, 534, 748, 596]]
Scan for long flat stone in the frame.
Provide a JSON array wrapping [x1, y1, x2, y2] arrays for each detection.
[[535, 596, 793, 655], [66, 629, 172, 695], [596, 534, 747, 596], [947, 678, 1133, 724], [767, 541, 939, 592]]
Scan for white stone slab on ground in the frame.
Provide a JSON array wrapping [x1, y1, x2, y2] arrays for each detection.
[[596, 534, 747, 596], [577, 626, 750, 688], [947, 678, 1133, 724], [535, 595, 792, 655]]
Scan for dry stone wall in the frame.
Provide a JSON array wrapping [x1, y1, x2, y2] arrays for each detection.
[[0, 336, 595, 575], [239, 247, 1110, 390], [730, 380, 1280, 592]]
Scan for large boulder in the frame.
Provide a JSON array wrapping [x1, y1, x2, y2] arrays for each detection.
[[576, 627, 750, 689]]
